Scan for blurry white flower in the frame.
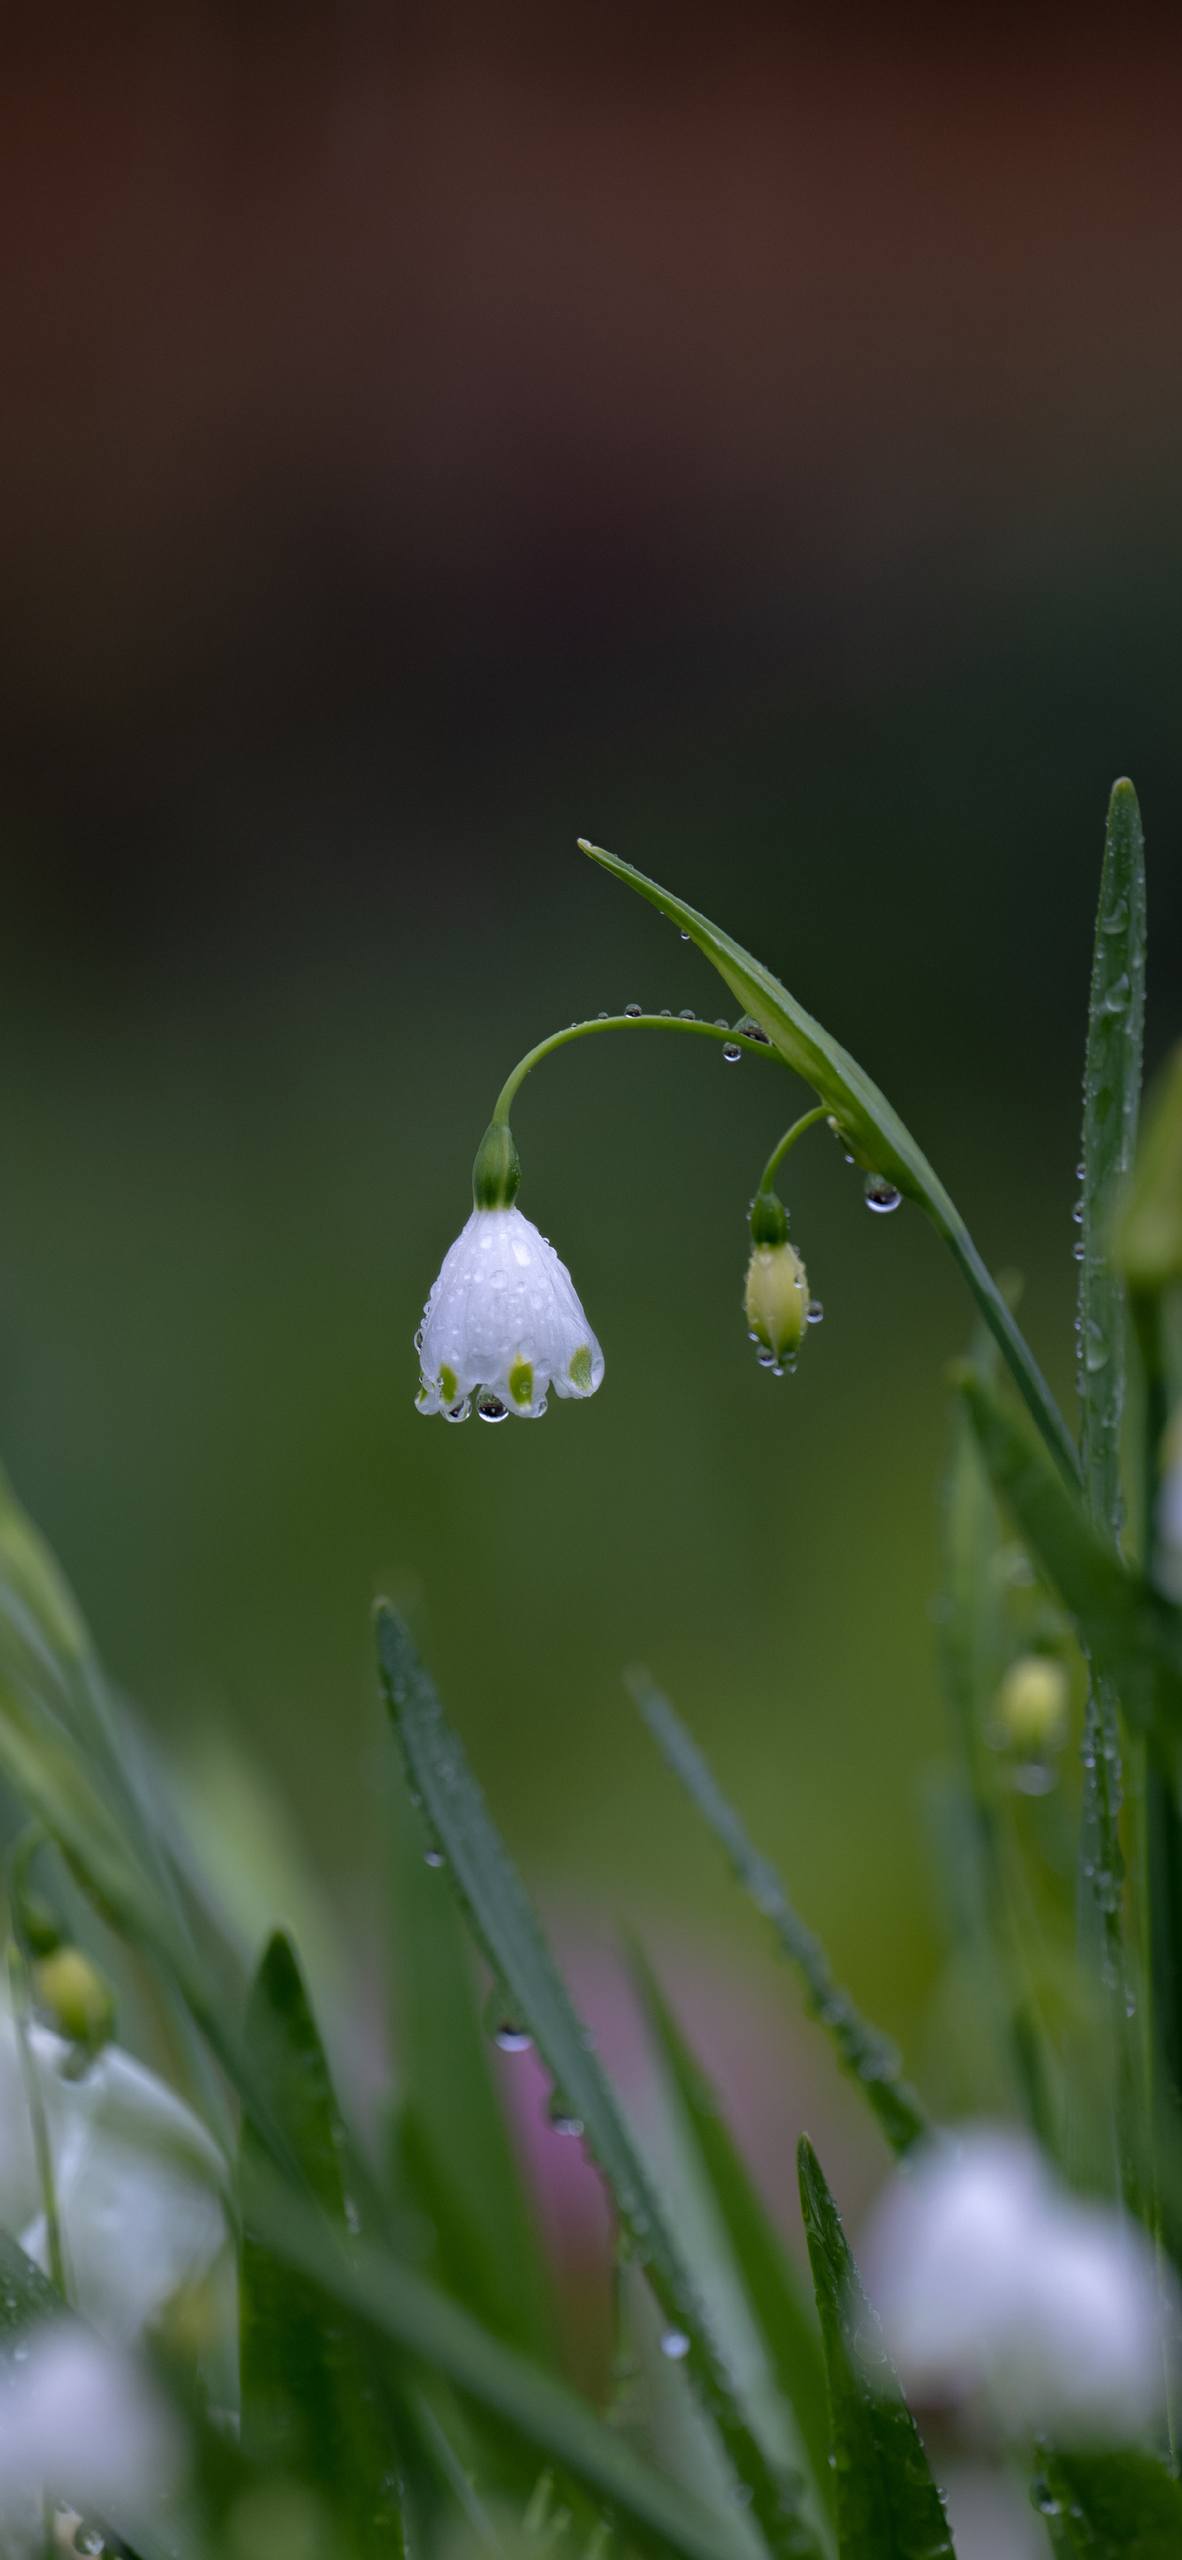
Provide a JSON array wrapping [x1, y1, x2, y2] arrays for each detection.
[[745, 1237, 809, 1368], [415, 1206, 604, 1422], [0, 2016, 228, 2343], [863, 2126, 1170, 2443], [995, 1654, 1070, 1754], [0, 2319, 184, 2548]]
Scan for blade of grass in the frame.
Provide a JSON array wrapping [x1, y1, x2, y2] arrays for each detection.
[[579, 836, 1076, 1483], [251, 2171, 752, 2560], [240, 1931, 404, 2551], [1034, 2448, 1182, 2557], [1075, 779, 1145, 2210], [388, 1778, 551, 2361], [630, 1948, 835, 2537], [956, 1370, 1182, 1744], [796, 2139, 954, 2560], [940, 1371, 1055, 2144], [627, 1671, 929, 2157], [377, 1607, 824, 2560]]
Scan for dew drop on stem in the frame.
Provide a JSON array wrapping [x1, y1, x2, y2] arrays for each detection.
[[722, 1041, 741, 1064], [863, 1175, 901, 1213]]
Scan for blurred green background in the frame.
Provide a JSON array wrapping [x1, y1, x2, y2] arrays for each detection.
[[2, 6, 1181, 2217]]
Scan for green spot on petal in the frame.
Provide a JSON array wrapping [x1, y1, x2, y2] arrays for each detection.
[[568, 1344, 593, 1392], [509, 1357, 534, 1407], [439, 1363, 458, 1403]]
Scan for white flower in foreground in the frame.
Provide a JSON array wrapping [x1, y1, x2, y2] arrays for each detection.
[[0, 2320, 185, 2548], [0, 2016, 228, 2343], [863, 2126, 1171, 2442], [415, 1205, 604, 1422]]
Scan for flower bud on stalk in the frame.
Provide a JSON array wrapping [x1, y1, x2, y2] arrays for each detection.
[[996, 1653, 1070, 1755], [33, 1946, 116, 2055], [745, 1190, 810, 1371]]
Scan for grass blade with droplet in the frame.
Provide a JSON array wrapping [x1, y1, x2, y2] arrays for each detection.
[[377, 1606, 824, 2560], [796, 2139, 954, 2560], [579, 835, 1076, 1482], [1035, 2448, 1182, 2557], [630, 1948, 835, 2536], [1075, 778, 1146, 2205], [627, 1671, 929, 2157], [240, 1930, 404, 2550], [248, 2170, 752, 2560], [388, 1777, 552, 2363]]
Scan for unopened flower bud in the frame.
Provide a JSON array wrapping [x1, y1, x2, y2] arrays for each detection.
[[745, 1236, 809, 1365], [34, 1947, 116, 2053], [996, 1653, 1069, 1754]]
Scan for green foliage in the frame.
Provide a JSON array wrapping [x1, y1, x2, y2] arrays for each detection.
[[796, 2140, 954, 2560], [628, 1669, 929, 2155], [1035, 2450, 1182, 2557]]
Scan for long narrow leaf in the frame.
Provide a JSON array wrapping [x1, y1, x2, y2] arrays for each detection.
[[250, 2172, 750, 2560], [579, 836, 1076, 1482], [1075, 778, 1145, 2203], [796, 2140, 954, 2560], [240, 1931, 403, 2550], [957, 1370, 1182, 1743], [1035, 2448, 1182, 2558], [628, 1672, 929, 2156], [378, 1608, 824, 2560], [631, 1950, 835, 2534]]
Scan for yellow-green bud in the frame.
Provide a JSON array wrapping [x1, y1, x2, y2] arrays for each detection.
[[33, 1946, 115, 2051], [746, 1238, 809, 1365], [996, 1653, 1069, 1754]]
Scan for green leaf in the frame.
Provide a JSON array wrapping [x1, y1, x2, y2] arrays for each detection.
[[1075, 778, 1145, 2204], [579, 835, 1076, 1482], [378, 1607, 824, 2560], [1034, 2448, 1182, 2557], [796, 2140, 954, 2560], [939, 1352, 1054, 2143], [631, 1949, 835, 2534], [628, 1671, 929, 2157], [1115, 1044, 1182, 1292], [250, 2169, 753, 2560], [388, 1778, 550, 2360], [957, 1367, 1182, 1744], [240, 1930, 403, 2550]]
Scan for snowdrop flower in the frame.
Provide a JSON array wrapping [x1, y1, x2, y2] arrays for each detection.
[[0, 2015, 229, 2343], [0, 2319, 185, 2550], [743, 1185, 814, 1372], [863, 2126, 1171, 2443], [415, 1205, 604, 1422]]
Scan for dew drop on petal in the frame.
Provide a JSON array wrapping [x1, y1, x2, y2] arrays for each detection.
[[478, 1395, 509, 1422], [494, 2023, 533, 2054], [807, 1300, 824, 1324]]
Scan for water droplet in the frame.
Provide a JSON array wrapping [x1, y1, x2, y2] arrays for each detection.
[[722, 1042, 741, 1064], [1076, 1161, 1086, 1181], [549, 2110, 584, 2138], [756, 1347, 776, 1368], [1012, 1762, 1057, 1796], [1073, 1240, 1085, 1260], [806, 1300, 824, 1324], [660, 2328, 692, 2361], [1072, 1201, 1084, 1223], [1103, 972, 1131, 1014], [597, 1010, 608, 1019], [746, 1024, 771, 1044], [1033, 2484, 1062, 2518], [864, 1175, 901, 1213], [413, 1324, 424, 1351], [679, 930, 691, 941], [714, 1017, 730, 1029], [424, 1849, 446, 1869], [494, 2022, 533, 2053], [477, 1395, 509, 1422], [624, 1002, 642, 1017], [678, 1007, 696, 1021], [660, 1008, 672, 1017], [1102, 900, 1129, 936]]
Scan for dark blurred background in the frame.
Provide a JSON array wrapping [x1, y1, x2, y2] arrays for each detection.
[[2, 5, 1180, 2209]]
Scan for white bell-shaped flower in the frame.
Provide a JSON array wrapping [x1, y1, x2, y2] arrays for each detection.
[[0, 2321, 186, 2552], [862, 2125, 1171, 2443], [415, 1205, 604, 1422], [0, 2015, 229, 2344]]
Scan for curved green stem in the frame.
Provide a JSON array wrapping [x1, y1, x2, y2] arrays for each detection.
[[490, 1013, 786, 1125], [756, 1106, 829, 1200]]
